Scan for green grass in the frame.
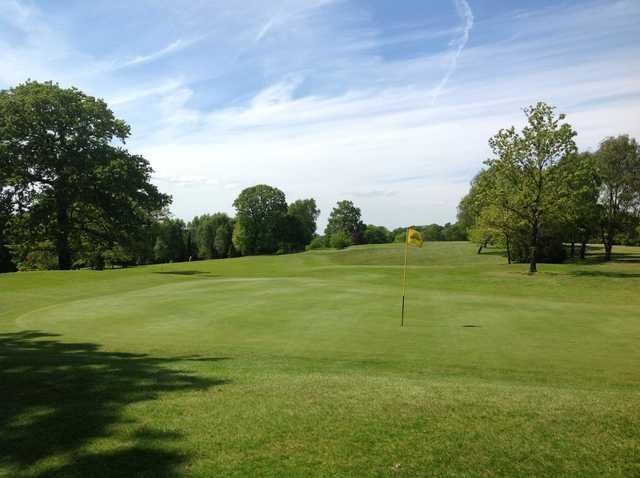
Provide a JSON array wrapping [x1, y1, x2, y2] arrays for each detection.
[[1, 242, 639, 477]]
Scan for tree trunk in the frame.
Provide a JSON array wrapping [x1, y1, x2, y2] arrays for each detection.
[[604, 238, 613, 261], [529, 220, 538, 274], [603, 227, 614, 261], [55, 200, 72, 270], [579, 241, 587, 260], [505, 234, 512, 264], [570, 241, 575, 258]]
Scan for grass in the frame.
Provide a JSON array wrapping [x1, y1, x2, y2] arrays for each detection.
[[1, 242, 639, 477]]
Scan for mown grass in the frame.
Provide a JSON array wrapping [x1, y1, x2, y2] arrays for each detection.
[[1, 242, 639, 477]]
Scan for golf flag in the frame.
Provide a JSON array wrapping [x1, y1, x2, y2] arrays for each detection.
[[401, 227, 423, 327], [406, 227, 423, 248]]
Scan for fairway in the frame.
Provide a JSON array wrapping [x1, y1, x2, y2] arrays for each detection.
[[1, 242, 639, 477]]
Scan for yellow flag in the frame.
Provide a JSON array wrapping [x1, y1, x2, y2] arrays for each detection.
[[406, 227, 423, 248]]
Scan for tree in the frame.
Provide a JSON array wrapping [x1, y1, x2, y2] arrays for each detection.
[[486, 102, 577, 273], [421, 224, 444, 241], [465, 186, 524, 263], [189, 215, 216, 259], [594, 135, 640, 260], [0, 188, 16, 272], [0, 81, 170, 269], [153, 237, 171, 263], [276, 214, 307, 253], [189, 213, 233, 259], [214, 221, 234, 257], [325, 200, 365, 244], [152, 218, 188, 263], [441, 222, 467, 241], [457, 169, 498, 253], [232, 185, 288, 255], [364, 224, 392, 244], [557, 152, 601, 259], [288, 199, 320, 246]]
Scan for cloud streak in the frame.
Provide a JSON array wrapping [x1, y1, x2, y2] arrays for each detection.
[[430, 0, 474, 103], [118, 38, 200, 68]]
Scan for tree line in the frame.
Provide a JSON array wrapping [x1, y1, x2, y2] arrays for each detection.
[[457, 102, 640, 272], [0, 81, 469, 272]]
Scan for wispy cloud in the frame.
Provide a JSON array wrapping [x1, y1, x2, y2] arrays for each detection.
[[153, 174, 219, 187], [349, 189, 398, 198], [430, 0, 474, 103], [255, 17, 278, 42], [108, 79, 185, 105], [118, 38, 201, 68]]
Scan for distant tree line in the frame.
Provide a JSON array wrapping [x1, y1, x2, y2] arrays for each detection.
[[306, 200, 467, 250], [457, 102, 640, 272]]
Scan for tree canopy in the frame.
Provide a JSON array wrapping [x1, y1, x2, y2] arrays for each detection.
[[595, 135, 640, 260], [485, 102, 577, 272], [232, 185, 288, 255], [459, 104, 640, 267], [288, 199, 320, 246], [0, 81, 170, 270], [325, 200, 365, 245]]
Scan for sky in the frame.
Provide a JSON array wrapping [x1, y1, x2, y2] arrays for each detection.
[[1, 0, 639, 230]]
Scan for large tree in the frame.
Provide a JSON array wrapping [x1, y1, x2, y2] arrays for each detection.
[[325, 200, 365, 244], [594, 135, 640, 260], [288, 198, 320, 246], [232, 184, 288, 255], [0, 81, 170, 269], [486, 102, 577, 273]]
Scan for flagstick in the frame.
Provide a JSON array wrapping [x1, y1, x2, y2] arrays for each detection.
[[401, 227, 409, 327]]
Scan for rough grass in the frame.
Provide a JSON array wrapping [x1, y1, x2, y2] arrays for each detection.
[[1, 242, 639, 477]]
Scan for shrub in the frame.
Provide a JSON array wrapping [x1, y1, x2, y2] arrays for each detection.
[[330, 231, 352, 249], [15, 241, 58, 271], [307, 236, 326, 250]]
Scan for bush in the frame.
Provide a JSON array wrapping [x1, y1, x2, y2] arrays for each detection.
[[330, 231, 352, 249], [15, 241, 58, 271], [393, 231, 406, 243], [306, 236, 326, 250]]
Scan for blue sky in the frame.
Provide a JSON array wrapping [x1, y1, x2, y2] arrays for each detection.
[[1, 0, 639, 229]]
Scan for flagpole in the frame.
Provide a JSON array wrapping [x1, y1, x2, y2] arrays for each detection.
[[401, 227, 409, 327]]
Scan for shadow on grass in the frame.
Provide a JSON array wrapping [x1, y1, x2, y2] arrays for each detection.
[[476, 248, 506, 257], [0, 331, 228, 477], [153, 270, 219, 277], [566, 246, 640, 265], [569, 270, 640, 278]]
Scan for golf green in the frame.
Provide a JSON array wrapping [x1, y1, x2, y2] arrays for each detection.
[[1, 242, 639, 477]]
